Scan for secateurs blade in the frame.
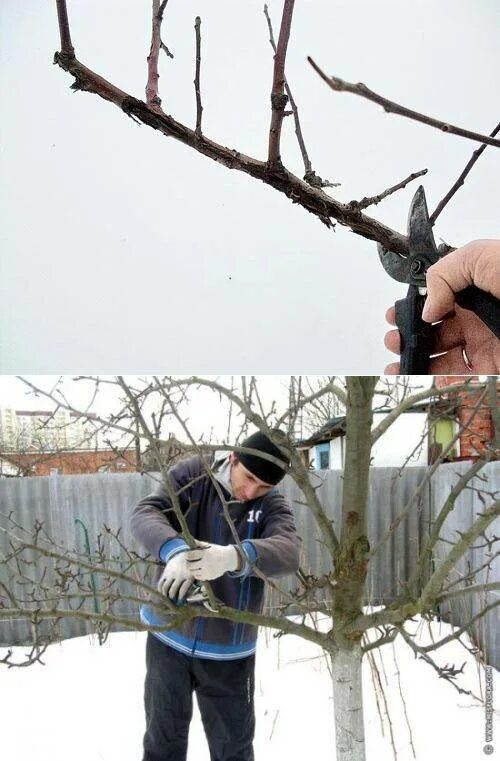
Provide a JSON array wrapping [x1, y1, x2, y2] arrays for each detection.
[[378, 185, 500, 374], [185, 582, 218, 613]]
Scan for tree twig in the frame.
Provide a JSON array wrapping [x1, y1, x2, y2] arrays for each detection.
[[348, 168, 428, 211], [268, 0, 295, 166], [146, 0, 164, 112], [263, 4, 337, 189], [307, 57, 500, 149], [194, 17, 203, 136], [55, 0, 74, 57], [157, 0, 174, 59], [430, 121, 500, 224]]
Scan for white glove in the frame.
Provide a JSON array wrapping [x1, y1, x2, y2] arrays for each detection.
[[186, 543, 241, 581], [157, 551, 195, 602]]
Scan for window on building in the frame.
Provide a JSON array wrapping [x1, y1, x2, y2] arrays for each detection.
[[429, 415, 458, 463], [317, 442, 330, 470]]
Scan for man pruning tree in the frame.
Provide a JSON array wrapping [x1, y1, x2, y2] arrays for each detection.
[[130, 430, 301, 761]]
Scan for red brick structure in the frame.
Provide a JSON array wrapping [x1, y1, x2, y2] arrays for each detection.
[[435, 376, 498, 459], [2, 449, 138, 476]]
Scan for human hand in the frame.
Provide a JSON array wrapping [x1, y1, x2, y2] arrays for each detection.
[[185, 543, 241, 581], [157, 551, 195, 602], [384, 239, 500, 374]]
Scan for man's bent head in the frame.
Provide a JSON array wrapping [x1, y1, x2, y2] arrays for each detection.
[[230, 430, 290, 502]]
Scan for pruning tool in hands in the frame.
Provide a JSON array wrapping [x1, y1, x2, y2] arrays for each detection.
[[378, 185, 500, 374]]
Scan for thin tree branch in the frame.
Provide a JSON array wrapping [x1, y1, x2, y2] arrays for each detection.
[[347, 168, 428, 211], [263, 4, 338, 189], [194, 16, 203, 136], [55, 0, 74, 57], [157, 0, 174, 59], [371, 379, 478, 445], [401, 600, 500, 655], [307, 57, 500, 149], [267, 0, 296, 166], [397, 625, 479, 699], [430, 121, 500, 224], [420, 499, 500, 607], [275, 379, 347, 429], [361, 626, 399, 654], [436, 581, 500, 604], [146, 0, 164, 112], [406, 456, 491, 593]]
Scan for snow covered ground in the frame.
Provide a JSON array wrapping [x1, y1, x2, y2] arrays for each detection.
[[1, 616, 498, 761]]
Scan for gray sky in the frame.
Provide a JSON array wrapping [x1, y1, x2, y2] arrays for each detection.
[[1, 0, 499, 373]]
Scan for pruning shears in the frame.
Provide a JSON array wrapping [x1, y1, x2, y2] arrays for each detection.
[[378, 185, 500, 374], [184, 582, 218, 613]]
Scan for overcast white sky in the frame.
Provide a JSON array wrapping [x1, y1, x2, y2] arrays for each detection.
[[1, 0, 499, 373]]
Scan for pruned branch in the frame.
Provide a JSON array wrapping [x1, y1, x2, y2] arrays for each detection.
[[308, 57, 500, 149]]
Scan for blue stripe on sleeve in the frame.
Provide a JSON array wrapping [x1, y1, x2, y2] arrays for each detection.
[[227, 539, 258, 579], [159, 537, 190, 563]]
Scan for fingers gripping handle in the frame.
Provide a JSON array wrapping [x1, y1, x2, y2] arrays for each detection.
[[455, 285, 500, 338], [395, 285, 434, 374]]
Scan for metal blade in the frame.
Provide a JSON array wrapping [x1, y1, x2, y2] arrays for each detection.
[[377, 243, 410, 284], [407, 185, 439, 270]]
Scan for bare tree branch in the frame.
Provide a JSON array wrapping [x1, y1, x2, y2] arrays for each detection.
[[307, 57, 500, 149], [430, 120, 500, 224], [157, 0, 174, 59], [194, 16, 203, 137], [436, 581, 500, 604], [55, 0, 74, 56], [347, 168, 428, 211], [263, 4, 338, 189], [420, 499, 500, 607], [146, 0, 164, 111], [267, 0, 295, 166]]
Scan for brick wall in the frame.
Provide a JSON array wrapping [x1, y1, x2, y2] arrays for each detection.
[[3, 449, 138, 476], [435, 376, 498, 458]]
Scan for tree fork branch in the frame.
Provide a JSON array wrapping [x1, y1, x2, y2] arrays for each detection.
[[308, 57, 500, 149], [53, 50, 411, 253]]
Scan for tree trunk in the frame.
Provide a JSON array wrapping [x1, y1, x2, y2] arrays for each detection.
[[331, 645, 366, 761]]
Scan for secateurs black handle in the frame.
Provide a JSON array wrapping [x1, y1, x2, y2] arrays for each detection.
[[455, 285, 500, 339], [394, 285, 434, 374]]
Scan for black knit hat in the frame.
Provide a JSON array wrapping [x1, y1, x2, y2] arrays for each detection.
[[237, 430, 290, 485]]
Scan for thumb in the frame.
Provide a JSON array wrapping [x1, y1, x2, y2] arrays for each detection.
[[422, 265, 456, 323]]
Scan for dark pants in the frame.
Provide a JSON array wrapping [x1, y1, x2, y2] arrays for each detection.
[[143, 633, 256, 761]]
